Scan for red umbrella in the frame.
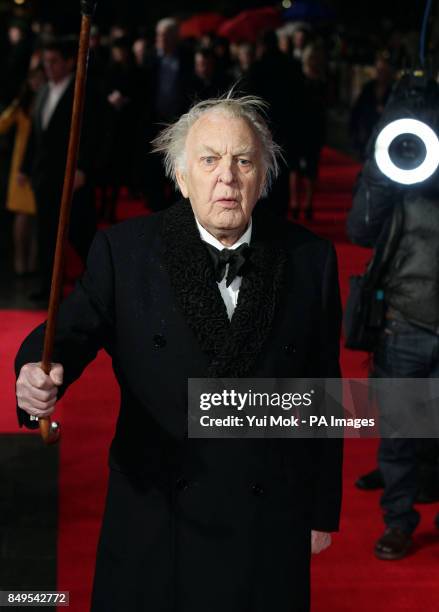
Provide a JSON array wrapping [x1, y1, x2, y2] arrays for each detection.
[[180, 13, 225, 39], [217, 7, 282, 43]]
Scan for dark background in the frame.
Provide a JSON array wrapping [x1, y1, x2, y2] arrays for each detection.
[[0, 0, 430, 33]]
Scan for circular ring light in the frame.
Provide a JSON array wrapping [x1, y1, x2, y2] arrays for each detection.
[[374, 118, 439, 185]]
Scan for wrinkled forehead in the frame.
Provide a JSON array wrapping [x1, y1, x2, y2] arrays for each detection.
[[186, 110, 262, 158]]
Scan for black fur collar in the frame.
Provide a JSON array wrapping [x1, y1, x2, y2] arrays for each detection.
[[161, 199, 287, 377]]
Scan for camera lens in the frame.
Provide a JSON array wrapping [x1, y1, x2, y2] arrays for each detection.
[[375, 118, 439, 184], [388, 133, 427, 170]]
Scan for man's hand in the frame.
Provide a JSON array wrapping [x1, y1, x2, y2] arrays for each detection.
[[16, 362, 64, 419], [311, 530, 332, 554]]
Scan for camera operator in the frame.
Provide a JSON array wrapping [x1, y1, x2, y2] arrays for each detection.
[[347, 75, 439, 560]]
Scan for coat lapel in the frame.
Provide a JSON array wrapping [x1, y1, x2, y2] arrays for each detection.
[[34, 85, 49, 133], [161, 199, 288, 377]]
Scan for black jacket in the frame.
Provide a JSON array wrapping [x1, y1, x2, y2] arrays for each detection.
[[348, 159, 439, 332], [21, 79, 97, 197], [15, 200, 343, 612]]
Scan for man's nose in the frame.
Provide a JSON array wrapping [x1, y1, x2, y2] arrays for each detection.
[[218, 158, 237, 184]]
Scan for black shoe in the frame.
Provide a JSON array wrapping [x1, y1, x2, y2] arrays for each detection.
[[355, 468, 384, 491], [375, 528, 413, 560]]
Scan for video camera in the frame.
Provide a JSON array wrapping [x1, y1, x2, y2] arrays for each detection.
[[372, 69, 439, 186]]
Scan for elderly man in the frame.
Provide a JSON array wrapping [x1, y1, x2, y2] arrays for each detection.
[[15, 94, 342, 612]]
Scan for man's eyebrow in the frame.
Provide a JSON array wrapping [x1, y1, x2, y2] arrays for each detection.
[[233, 148, 257, 157], [198, 146, 257, 157]]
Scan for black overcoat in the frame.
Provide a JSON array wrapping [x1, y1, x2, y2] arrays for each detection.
[[15, 200, 343, 612]]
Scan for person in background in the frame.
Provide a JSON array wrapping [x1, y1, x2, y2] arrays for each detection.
[[292, 26, 312, 63], [190, 48, 231, 102], [347, 75, 439, 557], [88, 26, 109, 91], [148, 17, 192, 123], [0, 66, 46, 276], [386, 29, 410, 70], [289, 44, 328, 221], [212, 36, 232, 76], [245, 30, 304, 218], [109, 23, 130, 44], [199, 32, 216, 50], [350, 50, 395, 160], [132, 35, 149, 70], [277, 26, 293, 57], [143, 17, 193, 211], [229, 42, 255, 85], [99, 36, 144, 221], [0, 19, 32, 106], [19, 37, 98, 305]]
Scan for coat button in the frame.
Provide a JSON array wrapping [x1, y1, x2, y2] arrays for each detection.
[[251, 483, 265, 496], [153, 334, 166, 349], [284, 343, 296, 355], [176, 478, 190, 491]]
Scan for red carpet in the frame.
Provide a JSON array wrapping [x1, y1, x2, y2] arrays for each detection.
[[2, 148, 439, 611]]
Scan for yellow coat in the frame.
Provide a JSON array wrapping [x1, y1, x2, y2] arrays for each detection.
[[0, 102, 36, 215]]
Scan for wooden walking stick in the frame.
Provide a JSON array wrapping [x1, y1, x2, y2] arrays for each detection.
[[38, 0, 97, 444]]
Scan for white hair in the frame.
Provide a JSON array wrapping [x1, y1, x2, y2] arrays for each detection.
[[151, 91, 283, 197], [156, 18, 178, 34]]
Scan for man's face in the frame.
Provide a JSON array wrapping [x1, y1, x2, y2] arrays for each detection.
[[238, 46, 253, 70], [8, 26, 23, 45], [28, 70, 45, 93], [43, 50, 74, 84], [155, 25, 177, 55], [133, 39, 146, 64], [111, 46, 128, 64], [194, 53, 214, 80], [176, 112, 265, 240], [293, 30, 306, 49]]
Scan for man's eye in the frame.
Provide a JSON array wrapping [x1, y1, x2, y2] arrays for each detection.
[[202, 157, 217, 165], [238, 159, 252, 167]]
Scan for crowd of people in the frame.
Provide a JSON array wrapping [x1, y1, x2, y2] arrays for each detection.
[[0, 13, 410, 303]]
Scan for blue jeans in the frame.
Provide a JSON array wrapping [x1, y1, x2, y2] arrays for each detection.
[[373, 316, 439, 534]]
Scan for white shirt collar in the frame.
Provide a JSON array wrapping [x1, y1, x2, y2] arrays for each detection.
[[48, 73, 73, 94], [195, 217, 252, 250]]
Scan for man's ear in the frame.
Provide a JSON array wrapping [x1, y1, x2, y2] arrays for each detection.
[[176, 168, 189, 198]]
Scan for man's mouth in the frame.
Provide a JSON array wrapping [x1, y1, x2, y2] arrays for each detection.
[[215, 197, 239, 208]]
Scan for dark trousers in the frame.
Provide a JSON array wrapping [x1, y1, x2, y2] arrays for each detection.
[[35, 184, 97, 292], [373, 316, 439, 534]]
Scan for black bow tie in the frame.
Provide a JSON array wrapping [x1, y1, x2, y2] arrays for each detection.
[[204, 242, 251, 287]]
